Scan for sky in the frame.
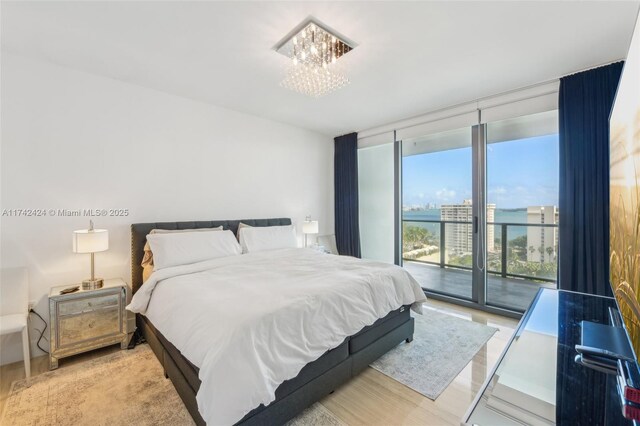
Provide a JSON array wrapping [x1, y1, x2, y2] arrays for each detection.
[[402, 134, 559, 209]]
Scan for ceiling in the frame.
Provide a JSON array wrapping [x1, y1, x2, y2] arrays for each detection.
[[2, 1, 638, 136]]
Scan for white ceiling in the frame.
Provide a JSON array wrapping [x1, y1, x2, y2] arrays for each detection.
[[2, 1, 638, 136]]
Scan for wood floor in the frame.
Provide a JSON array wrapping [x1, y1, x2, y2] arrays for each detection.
[[0, 299, 518, 425]]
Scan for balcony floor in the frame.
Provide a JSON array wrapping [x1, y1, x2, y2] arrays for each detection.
[[403, 261, 555, 312]]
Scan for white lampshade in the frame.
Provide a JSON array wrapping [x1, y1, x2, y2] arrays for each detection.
[[73, 229, 109, 253], [303, 220, 319, 234]]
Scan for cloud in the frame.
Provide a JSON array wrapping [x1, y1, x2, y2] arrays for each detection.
[[489, 186, 507, 195], [436, 188, 456, 201]]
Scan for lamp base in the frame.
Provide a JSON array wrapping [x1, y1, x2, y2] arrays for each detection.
[[82, 278, 104, 290]]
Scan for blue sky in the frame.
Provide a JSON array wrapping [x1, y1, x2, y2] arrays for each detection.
[[402, 134, 559, 209]]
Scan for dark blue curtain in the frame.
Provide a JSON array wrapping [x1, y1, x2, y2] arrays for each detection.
[[334, 132, 361, 257], [558, 62, 623, 296]]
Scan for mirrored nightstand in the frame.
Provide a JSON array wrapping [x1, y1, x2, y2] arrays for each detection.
[[49, 278, 130, 369]]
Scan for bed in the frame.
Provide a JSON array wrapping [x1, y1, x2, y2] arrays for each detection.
[[129, 218, 425, 425]]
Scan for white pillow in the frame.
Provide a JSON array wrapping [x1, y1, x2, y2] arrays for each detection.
[[238, 225, 298, 253], [142, 226, 223, 268], [147, 230, 242, 270]]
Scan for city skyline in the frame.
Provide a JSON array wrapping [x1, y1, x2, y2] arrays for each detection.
[[402, 134, 559, 209]]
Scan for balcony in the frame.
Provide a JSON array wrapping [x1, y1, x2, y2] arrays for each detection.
[[402, 219, 558, 312]]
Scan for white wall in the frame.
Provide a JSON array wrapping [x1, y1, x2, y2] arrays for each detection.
[[0, 53, 334, 365]]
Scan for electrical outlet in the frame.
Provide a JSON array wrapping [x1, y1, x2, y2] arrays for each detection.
[[28, 300, 37, 311]]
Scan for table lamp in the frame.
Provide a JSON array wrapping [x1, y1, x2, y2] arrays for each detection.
[[302, 216, 319, 247], [73, 220, 109, 289]]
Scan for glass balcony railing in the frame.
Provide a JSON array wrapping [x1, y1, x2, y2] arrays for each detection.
[[402, 219, 558, 283]]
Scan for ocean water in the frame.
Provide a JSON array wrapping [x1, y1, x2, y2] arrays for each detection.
[[403, 209, 529, 238]]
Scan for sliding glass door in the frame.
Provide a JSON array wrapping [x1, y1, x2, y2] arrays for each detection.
[[396, 111, 558, 313], [401, 126, 476, 300], [358, 104, 559, 314]]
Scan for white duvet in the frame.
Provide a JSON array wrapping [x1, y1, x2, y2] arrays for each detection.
[[127, 248, 426, 425]]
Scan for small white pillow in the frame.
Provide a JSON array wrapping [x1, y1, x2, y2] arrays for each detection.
[[238, 225, 298, 253], [147, 230, 242, 270], [142, 226, 223, 268]]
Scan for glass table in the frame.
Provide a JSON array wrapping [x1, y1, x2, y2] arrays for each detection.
[[464, 288, 634, 425]]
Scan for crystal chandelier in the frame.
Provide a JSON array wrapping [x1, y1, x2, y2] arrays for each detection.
[[275, 19, 355, 98]]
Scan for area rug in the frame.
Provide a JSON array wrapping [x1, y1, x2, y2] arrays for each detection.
[[285, 403, 346, 426], [1, 344, 342, 426], [370, 308, 498, 400]]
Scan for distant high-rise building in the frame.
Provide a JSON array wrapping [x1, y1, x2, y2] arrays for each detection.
[[440, 200, 495, 254], [526, 206, 559, 263]]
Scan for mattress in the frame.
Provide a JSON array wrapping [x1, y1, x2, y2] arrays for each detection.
[[141, 306, 411, 423]]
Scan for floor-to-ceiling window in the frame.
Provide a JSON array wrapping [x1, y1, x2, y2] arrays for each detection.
[[357, 86, 560, 314], [399, 111, 559, 313], [402, 126, 474, 300], [484, 110, 559, 311]]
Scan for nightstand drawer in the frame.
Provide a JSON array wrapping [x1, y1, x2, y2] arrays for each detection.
[[58, 294, 119, 317], [58, 306, 121, 347]]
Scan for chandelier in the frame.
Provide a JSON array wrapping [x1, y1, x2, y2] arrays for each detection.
[[275, 18, 355, 98]]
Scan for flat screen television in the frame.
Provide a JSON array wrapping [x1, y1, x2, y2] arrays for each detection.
[[610, 12, 640, 360]]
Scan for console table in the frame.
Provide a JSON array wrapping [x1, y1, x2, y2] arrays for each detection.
[[464, 288, 634, 425]]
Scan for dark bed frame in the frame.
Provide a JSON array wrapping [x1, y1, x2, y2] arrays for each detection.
[[131, 218, 415, 426]]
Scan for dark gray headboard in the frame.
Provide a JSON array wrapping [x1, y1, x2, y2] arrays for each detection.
[[131, 218, 292, 294]]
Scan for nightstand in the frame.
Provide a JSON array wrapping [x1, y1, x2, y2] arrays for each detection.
[[49, 278, 130, 369]]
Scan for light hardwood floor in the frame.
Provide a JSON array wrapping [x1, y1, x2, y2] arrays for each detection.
[[0, 299, 518, 425], [321, 299, 518, 425]]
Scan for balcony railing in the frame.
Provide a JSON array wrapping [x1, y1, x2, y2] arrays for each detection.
[[402, 219, 558, 283]]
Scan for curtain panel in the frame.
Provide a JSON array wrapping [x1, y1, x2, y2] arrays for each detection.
[[558, 61, 624, 296], [334, 132, 361, 257]]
